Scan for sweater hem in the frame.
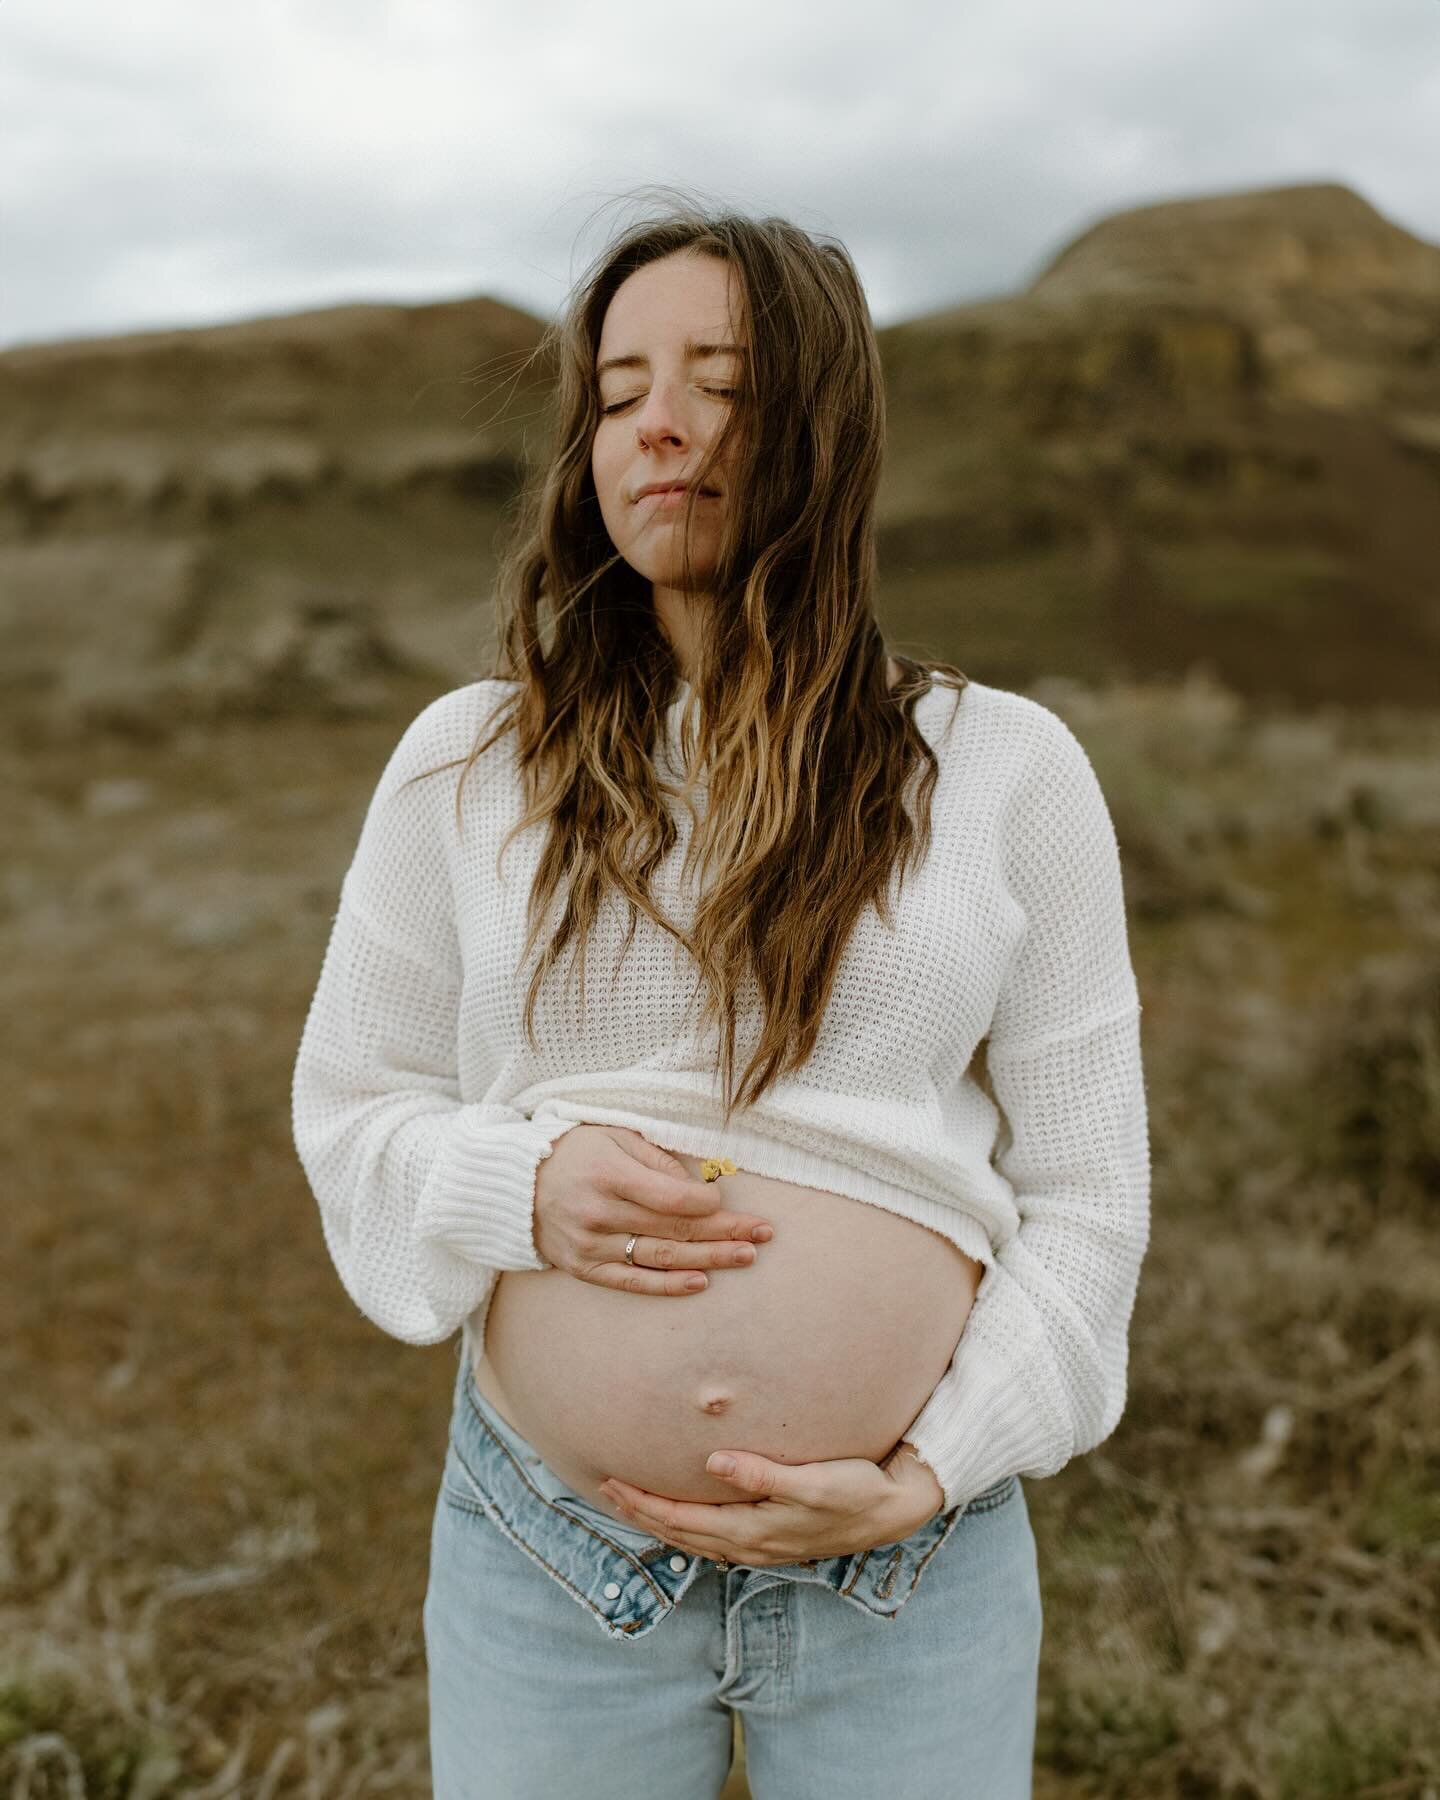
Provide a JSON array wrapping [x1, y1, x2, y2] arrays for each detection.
[[459, 1106, 997, 1393], [527, 1103, 998, 1269]]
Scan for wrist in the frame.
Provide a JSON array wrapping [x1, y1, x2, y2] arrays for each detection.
[[884, 1440, 946, 1529]]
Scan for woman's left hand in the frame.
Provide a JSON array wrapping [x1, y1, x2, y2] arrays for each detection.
[[597, 1444, 947, 1566]]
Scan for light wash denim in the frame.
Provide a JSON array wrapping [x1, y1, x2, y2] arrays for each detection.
[[424, 1342, 1043, 1798]]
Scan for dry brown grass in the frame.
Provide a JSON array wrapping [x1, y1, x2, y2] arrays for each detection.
[[3, 668, 1438, 1798]]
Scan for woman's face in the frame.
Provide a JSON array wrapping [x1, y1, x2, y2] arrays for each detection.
[[590, 249, 744, 602]]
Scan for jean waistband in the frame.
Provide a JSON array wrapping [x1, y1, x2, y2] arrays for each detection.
[[441, 1346, 980, 1643], [463, 1356, 662, 1556]]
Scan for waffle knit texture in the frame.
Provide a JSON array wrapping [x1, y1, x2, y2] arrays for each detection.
[[291, 674, 1150, 1512]]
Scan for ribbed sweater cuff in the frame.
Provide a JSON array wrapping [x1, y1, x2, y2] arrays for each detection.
[[904, 1335, 1064, 1514], [415, 1110, 583, 1274]]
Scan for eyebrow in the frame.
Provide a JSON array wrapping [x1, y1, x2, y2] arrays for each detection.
[[595, 339, 747, 378]]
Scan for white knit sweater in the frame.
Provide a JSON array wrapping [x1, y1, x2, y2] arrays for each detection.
[[291, 674, 1150, 1513]]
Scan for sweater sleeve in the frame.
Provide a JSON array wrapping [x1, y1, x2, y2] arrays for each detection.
[[902, 704, 1151, 1511], [290, 693, 579, 1346]]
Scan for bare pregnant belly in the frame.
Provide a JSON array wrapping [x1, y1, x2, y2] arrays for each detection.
[[473, 1148, 984, 1528]]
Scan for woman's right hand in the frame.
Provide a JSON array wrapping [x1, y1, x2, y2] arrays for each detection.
[[532, 1124, 772, 1295]]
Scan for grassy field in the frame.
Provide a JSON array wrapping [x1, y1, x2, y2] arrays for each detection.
[[3, 668, 1438, 1797]]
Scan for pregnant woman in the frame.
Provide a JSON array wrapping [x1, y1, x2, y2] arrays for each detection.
[[291, 197, 1151, 1799]]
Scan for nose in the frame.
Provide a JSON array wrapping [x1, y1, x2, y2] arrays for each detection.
[[632, 373, 694, 451]]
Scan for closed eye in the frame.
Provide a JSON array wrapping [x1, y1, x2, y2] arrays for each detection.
[[600, 386, 736, 416]]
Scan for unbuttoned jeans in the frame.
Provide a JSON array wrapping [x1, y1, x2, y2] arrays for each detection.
[[424, 1344, 1043, 1798]]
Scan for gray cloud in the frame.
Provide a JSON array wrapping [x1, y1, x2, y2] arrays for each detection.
[[1, 0, 1436, 349]]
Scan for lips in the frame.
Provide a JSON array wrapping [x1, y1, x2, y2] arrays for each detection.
[[633, 481, 720, 502]]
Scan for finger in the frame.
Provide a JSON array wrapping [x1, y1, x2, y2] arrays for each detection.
[[601, 1148, 774, 1236], [619, 1233, 759, 1273], [601, 1481, 764, 1557], [707, 1452, 855, 1514], [577, 1259, 716, 1298], [600, 1127, 699, 1183], [703, 1451, 811, 1503], [593, 1194, 775, 1247]]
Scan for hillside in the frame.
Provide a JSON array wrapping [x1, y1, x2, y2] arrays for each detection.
[[875, 182, 1440, 706], [0, 295, 550, 739], [1, 179, 1437, 742]]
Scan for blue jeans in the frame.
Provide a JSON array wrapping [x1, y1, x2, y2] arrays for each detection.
[[424, 1344, 1042, 1798]]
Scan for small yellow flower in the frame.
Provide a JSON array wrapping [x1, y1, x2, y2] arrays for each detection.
[[700, 1157, 739, 1182]]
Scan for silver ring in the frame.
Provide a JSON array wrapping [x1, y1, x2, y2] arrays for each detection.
[[624, 1234, 640, 1266]]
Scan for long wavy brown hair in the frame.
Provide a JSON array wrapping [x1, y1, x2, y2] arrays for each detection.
[[413, 190, 970, 1122]]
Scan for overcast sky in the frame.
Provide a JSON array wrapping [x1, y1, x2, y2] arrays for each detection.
[[3, 0, 1438, 352]]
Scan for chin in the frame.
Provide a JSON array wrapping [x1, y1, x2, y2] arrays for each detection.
[[624, 554, 719, 594], [617, 527, 721, 587]]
